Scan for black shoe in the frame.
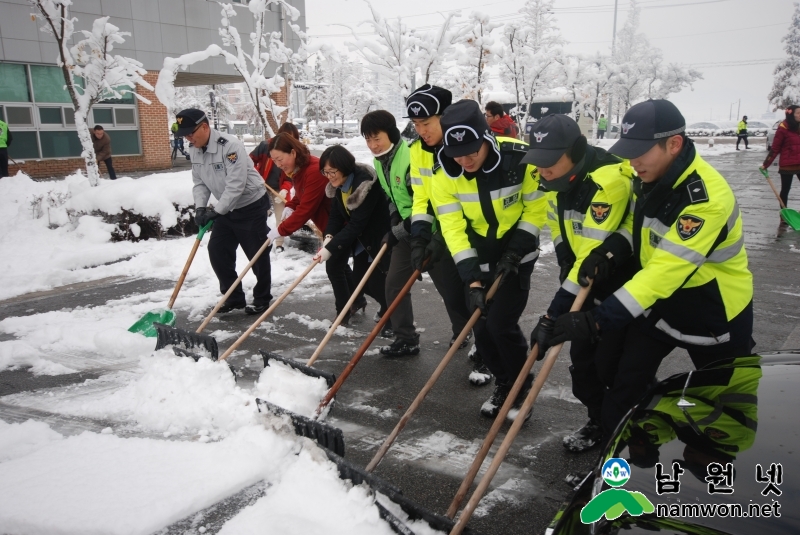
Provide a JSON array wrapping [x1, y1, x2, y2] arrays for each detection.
[[245, 303, 269, 315], [380, 326, 394, 338], [507, 375, 534, 422], [218, 302, 245, 314], [480, 384, 510, 417], [380, 337, 420, 357], [563, 419, 603, 453], [469, 361, 494, 386], [450, 330, 472, 349], [351, 296, 367, 316]]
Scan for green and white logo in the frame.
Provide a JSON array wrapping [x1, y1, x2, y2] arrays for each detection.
[[580, 458, 654, 524]]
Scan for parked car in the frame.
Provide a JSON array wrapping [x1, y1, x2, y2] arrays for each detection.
[[767, 120, 781, 149], [322, 127, 344, 139], [546, 352, 798, 535]]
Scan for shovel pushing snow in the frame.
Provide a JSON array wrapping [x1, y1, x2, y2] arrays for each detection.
[[761, 167, 800, 230]]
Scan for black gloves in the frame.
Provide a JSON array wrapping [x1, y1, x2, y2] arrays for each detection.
[[495, 250, 522, 283], [550, 311, 600, 345], [530, 315, 555, 360], [559, 263, 572, 285], [578, 247, 614, 287], [195, 208, 219, 228], [467, 286, 487, 315], [410, 236, 430, 272], [381, 231, 399, 249], [426, 233, 448, 266]]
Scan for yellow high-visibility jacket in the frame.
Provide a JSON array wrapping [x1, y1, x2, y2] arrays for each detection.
[[545, 146, 635, 317], [408, 138, 440, 239], [431, 135, 548, 284], [592, 140, 753, 346]]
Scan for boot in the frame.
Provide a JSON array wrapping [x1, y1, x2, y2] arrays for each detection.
[[450, 330, 472, 349], [506, 374, 534, 422], [468, 345, 493, 386], [563, 418, 603, 453], [380, 336, 420, 357], [480, 383, 510, 418]]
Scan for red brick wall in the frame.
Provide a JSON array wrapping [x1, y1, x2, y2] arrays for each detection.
[[9, 71, 171, 179]]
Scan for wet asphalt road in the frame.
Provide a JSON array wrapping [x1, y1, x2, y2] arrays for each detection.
[[2, 149, 800, 535]]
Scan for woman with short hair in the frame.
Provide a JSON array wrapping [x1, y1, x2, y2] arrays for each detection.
[[314, 145, 392, 329]]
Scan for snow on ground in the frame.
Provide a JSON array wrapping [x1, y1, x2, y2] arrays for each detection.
[[0, 172, 415, 534], [593, 137, 767, 157]]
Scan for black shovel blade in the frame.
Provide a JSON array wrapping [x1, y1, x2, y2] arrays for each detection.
[[322, 450, 485, 535], [260, 350, 336, 388], [154, 323, 219, 361], [256, 398, 345, 457]]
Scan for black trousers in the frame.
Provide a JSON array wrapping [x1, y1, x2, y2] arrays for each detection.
[[101, 157, 117, 180], [597, 130, 606, 139], [208, 195, 272, 307], [736, 134, 749, 149], [779, 172, 800, 207], [600, 301, 754, 437], [427, 249, 472, 337], [0, 148, 8, 177], [472, 261, 534, 386], [568, 301, 624, 422], [326, 247, 388, 321], [384, 238, 417, 342]]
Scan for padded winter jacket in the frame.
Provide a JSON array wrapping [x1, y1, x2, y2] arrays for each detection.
[[763, 120, 800, 171], [249, 140, 292, 201], [489, 115, 519, 139], [277, 155, 330, 236], [92, 131, 112, 162]]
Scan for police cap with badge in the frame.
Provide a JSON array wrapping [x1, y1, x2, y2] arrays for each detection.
[[173, 109, 209, 137], [405, 84, 452, 119], [609, 99, 686, 159], [437, 99, 498, 178]]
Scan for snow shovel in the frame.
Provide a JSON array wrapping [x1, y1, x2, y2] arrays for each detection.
[[313, 257, 431, 418], [448, 285, 593, 535], [129, 221, 213, 338], [155, 235, 274, 359], [446, 283, 591, 519], [263, 243, 389, 377], [365, 275, 503, 473], [761, 167, 800, 230]]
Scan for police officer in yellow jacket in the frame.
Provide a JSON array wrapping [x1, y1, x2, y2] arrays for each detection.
[[550, 99, 754, 437], [524, 114, 635, 452], [433, 99, 548, 417], [405, 85, 488, 383]]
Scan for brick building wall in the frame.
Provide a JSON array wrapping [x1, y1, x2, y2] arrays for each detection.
[[9, 71, 171, 179], [266, 82, 290, 135]]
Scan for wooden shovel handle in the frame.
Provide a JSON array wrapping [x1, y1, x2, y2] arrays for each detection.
[[446, 284, 592, 519], [315, 257, 430, 416], [306, 243, 389, 367], [218, 259, 319, 361], [167, 221, 213, 310], [365, 276, 504, 473], [197, 237, 272, 333], [764, 174, 789, 209], [449, 283, 594, 535]]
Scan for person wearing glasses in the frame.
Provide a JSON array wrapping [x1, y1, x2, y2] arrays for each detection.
[[484, 101, 519, 139], [174, 108, 273, 315], [313, 145, 392, 331]]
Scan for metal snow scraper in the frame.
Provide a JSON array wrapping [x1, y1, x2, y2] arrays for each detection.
[[256, 397, 345, 456], [323, 450, 486, 535], [129, 221, 213, 338], [761, 167, 800, 230]]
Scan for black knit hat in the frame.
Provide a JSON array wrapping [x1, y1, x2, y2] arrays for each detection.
[[174, 109, 209, 136], [440, 99, 492, 157], [609, 99, 685, 159], [405, 84, 452, 119]]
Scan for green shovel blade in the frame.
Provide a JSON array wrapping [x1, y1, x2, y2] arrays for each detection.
[[781, 208, 800, 231], [128, 309, 176, 338]]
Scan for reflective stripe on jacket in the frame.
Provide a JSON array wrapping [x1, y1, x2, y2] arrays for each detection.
[[432, 135, 548, 283], [593, 139, 753, 346], [409, 139, 440, 239]]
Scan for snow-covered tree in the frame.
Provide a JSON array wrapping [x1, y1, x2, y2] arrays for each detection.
[[450, 12, 499, 105], [156, 0, 300, 139], [770, 2, 800, 109], [29, 0, 153, 186], [410, 13, 467, 86], [302, 63, 332, 123], [345, 1, 415, 98]]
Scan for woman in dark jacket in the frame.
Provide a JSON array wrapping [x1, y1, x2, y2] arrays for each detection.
[[762, 105, 800, 209], [313, 145, 392, 328]]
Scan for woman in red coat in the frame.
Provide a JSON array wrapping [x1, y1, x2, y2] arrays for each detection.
[[762, 105, 800, 208], [266, 133, 331, 244]]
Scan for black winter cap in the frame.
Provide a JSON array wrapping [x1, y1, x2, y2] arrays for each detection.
[[609, 99, 685, 159], [174, 109, 209, 136], [405, 84, 452, 118], [440, 100, 492, 158], [520, 114, 582, 168]]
